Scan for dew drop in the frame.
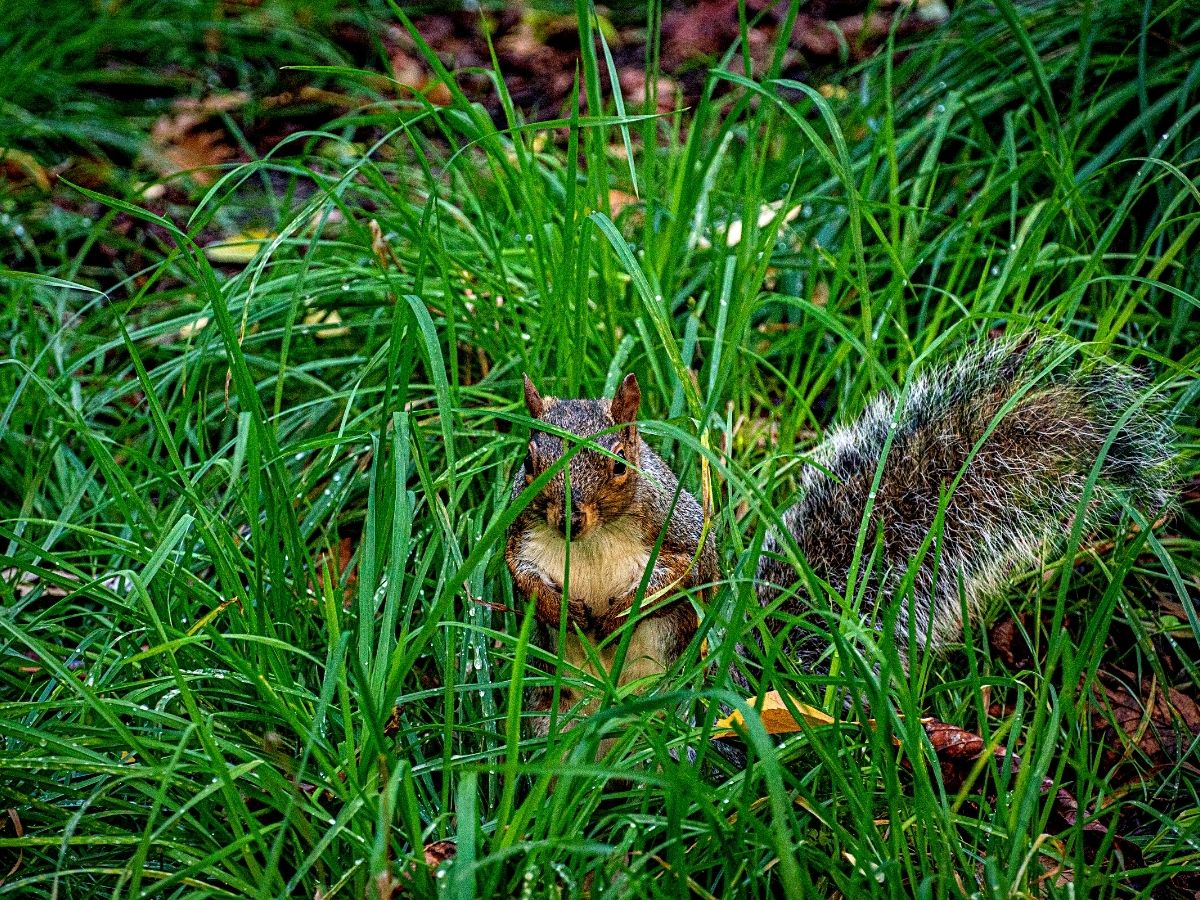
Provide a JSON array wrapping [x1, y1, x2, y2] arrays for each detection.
[[341, 283, 350, 291], [990, 265, 1000, 277]]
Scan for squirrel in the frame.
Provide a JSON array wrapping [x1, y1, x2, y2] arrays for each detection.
[[755, 333, 1175, 671], [506, 334, 1176, 734], [505, 373, 718, 735]]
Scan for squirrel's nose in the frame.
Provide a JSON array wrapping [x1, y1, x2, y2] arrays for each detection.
[[559, 510, 586, 539]]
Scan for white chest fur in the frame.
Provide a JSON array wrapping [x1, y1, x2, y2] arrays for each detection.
[[520, 517, 651, 615]]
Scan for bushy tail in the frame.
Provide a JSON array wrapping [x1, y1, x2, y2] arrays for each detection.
[[757, 333, 1177, 662]]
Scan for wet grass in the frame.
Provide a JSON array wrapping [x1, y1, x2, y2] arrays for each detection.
[[2, 0, 1199, 896]]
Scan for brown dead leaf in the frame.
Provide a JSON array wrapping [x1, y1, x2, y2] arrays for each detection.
[[792, 15, 841, 57], [423, 840, 456, 867], [922, 718, 987, 763], [1, 809, 23, 886], [311, 536, 357, 608], [663, 0, 742, 68], [0, 148, 51, 191], [811, 280, 830, 308], [1092, 668, 1200, 769], [370, 219, 391, 270], [384, 704, 401, 737], [390, 56, 454, 108], [382, 839, 458, 897], [617, 67, 679, 114], [914, 717, 1126, 861], [172, 92, 250, 117], [390, 48, 426, 93], [607, 189, 640, 217], [713, 690, 835, 738], [144, 93, 246, 184], [2, 567, 71, 599]]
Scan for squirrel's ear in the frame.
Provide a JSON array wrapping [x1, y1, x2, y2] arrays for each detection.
[[611, 373, 641, 424], [523, 374, 544, 419]]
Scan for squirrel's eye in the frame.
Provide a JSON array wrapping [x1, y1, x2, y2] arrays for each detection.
[[612, 446, 627, 477]]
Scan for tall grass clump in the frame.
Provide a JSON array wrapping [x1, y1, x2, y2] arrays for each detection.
[[2, 0, 1198, 896]]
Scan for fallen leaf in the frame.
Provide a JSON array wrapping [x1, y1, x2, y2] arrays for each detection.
[[384, 705, 401, 737], [663, 0, 741, 68], [1092, 668, 1200, 770], [912, 717, 1127, 861], [145, 94, 244, 185], [0, 147, 51, 191], [177, 316, 211, 339], [423, 840, 456, 867], [1, 809, 24, 886], [607, 189, 640, 217], [713, 689, 835, 737], [204, 228, 273, 264], [722, 199, 804, 247], [369, 219, 391, 269], [304, 308, 351, 339]]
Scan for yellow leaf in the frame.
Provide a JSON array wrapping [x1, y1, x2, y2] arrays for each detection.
[[0, 147, 51, 191], [177, 315, 210, 339], [304, 308, 350, 339], [204, 228, 273, 264], [713, 690, 835, 738]]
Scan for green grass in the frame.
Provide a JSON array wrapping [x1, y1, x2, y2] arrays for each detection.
[[2, 0, 1199, 896]]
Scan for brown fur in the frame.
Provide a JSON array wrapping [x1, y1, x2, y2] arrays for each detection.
[[506, 373, 718, 735]]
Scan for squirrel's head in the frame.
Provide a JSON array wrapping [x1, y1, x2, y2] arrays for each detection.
[[520, 373, 642, 541]]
